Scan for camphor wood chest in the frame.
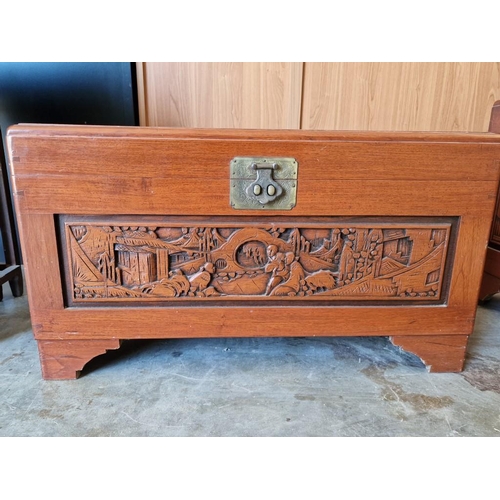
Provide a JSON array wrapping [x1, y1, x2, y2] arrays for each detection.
[[6, 124, 500, 379]]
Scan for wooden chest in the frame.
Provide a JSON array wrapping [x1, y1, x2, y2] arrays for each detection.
[[6, 125, 500, 379]]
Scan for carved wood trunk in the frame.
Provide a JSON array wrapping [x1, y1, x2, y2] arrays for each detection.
[[6, 125, 500, 378]]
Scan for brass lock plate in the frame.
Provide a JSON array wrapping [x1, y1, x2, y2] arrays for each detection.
[[230, 157, 298, 210]]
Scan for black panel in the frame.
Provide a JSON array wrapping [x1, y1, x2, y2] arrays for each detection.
[[0, 62, 138, 263], [0, 62, 137, 131]]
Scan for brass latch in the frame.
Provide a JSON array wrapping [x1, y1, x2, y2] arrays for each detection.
[[230, 157, 298, 210]]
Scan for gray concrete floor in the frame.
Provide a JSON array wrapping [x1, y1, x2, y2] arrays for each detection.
[[1, 280, 500, 437]]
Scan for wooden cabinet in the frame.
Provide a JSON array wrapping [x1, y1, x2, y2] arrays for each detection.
[[137, 63, 500, 132], [136, 62, 303, 129], [301, 62, 500, 131]]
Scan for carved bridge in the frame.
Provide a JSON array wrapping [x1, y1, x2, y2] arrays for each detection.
[[62, 218, 452, 303]]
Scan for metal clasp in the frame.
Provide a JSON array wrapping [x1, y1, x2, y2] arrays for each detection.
[[247, 162, 282, 205], [230, 157, 298, 210]]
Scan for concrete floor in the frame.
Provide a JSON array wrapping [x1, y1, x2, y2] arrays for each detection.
[[1, 281, 500, 437]]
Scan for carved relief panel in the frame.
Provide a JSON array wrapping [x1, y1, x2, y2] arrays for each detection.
[[59, 217, 454, 305]]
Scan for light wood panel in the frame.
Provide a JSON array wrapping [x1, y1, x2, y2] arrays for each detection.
[[137, 62, 303, 129], [301, 62, 500, 132]]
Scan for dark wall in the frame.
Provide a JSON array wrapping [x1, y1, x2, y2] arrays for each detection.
[[0, 62, 138, 263], [0, 62, 138, 142]]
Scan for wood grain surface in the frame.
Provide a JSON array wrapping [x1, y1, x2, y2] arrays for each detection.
[[390, 335, 468, 373], [479, 101, 500, 301], [137, 62, 303, 129], [301, 63, 500, 131], [487, 100, 500, 246], [479, 248, 500, 301], [37, 339, 121, 380], [136, 63, 500, 133]]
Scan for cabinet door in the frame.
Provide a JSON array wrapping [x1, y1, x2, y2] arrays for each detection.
[[301, 62, 500, 132], [137, 62, 303, 129]]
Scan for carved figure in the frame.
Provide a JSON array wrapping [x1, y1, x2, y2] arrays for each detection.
[[189, 262, 215, 294], [270, 253, 306, 296], [265, 245, 289, 294], [339, 240, 356, 282]]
